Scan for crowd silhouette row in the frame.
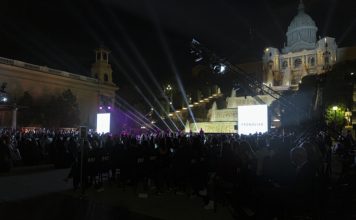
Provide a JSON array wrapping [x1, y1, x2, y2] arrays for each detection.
[[1, 127, 356, 219]]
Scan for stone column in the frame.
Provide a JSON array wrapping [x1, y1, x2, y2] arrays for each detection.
[[283, 67, 291, 86], [12, 106, 17, 130], [266, 69, 274, 86]]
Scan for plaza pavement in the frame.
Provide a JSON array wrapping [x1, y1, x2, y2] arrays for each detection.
[[3, 165, 355, 220], [0, 167, 234, 220]]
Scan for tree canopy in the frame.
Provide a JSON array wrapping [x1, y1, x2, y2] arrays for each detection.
[[17, 89, 80, 128]]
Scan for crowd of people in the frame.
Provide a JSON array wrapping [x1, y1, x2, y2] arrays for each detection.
[[0, 128, 79, 171], [1, 126, 356, 219]]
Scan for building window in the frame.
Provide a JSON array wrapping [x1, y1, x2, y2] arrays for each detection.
[[96, 53, 100, 61], [104, 74, 109, 82], [294, 58, 302, 68], [282, 60, 288, 69], [324, 57, 329, 65], [323, 51, 331, 67], [309, 57, 315, 66], [268, 61, 273, 70], [103, 53, 107, 60], [94, 73, 98, 79], [269, 52, 272, 57]]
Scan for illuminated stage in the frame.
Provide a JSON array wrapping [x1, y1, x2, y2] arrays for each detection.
[[185, 90, 272, 134]]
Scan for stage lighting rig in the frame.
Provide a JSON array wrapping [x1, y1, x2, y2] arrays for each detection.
[[211, 63, 226, 74], [191, 39, 228, 75], [190, 39, 306, 114], [190, 39, 204, 62]]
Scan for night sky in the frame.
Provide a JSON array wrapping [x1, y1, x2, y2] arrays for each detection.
[[1, 0, 356, 104]]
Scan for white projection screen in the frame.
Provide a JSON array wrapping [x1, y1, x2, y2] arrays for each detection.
[[238, 105, 268, 135], [96, 113, 111, 134]]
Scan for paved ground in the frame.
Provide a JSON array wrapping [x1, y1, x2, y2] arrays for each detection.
[[0, 167, 234, 220], [1, 165, 355, 220], [0, 193, 160, 220], [0, 167, 72, 202], [73, 185, 234, 220]]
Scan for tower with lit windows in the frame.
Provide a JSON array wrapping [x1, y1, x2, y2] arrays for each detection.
[[91, 47, 116, 115], [91, 47, 113, 84]]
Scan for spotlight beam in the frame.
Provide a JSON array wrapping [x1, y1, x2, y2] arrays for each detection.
[[110, 56, 177, 132], [104, 8, 185, 129], [338, 18, 356, 45], [122, 109, 157, 133], [118, 107, 157, 133], [115, 103, 156, 131], [146, 5, 198, 130], [104, 31, 179, 131], [115, 97, 162, 131], [79, 5, 181, 132], [321, 0, 338, 37], [134, 85, 177, 132]]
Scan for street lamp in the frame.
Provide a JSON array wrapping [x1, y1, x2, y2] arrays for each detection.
[[0, 82, 9, 103], [164, 84, 173, 113], [332, 106, 338, 130]]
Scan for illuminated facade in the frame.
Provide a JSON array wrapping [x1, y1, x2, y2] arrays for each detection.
[[185, 90, 274, 133], [263, 0, 356, 90], [187, 0, 356, 133], [0, 47, 118, 128]]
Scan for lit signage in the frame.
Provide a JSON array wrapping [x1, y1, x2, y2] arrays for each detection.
[[96, 113, 111, 134], [238, 105, 268, 135]]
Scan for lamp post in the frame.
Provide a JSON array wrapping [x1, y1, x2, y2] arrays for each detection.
[[0, 82, 9, 103], [166, 84, 172, 100], [332, 106, 338, 131], [164, 84, 173, 112]]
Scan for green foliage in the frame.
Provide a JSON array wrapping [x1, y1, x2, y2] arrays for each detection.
[[322, 60, 356, 130], [59, 89, 80, 127], [17, 89, 80, 128], [325, 104, 346, 130]]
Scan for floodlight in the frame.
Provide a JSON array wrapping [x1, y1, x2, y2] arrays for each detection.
[[0, 91, 9, 103], [212, 63, 226, 74]]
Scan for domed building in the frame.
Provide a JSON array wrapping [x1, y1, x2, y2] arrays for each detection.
[[263, 0, 356, 90], [284, 1, 318, 53], [185, 0, 356, 133]]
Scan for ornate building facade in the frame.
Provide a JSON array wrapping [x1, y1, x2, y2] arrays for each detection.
[[186, 0, 356, 133], [263, 0, 356, 90], [0, 47, 118, 129]]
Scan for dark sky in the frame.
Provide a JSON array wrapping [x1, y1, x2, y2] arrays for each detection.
[[1, 0, 356, 92]]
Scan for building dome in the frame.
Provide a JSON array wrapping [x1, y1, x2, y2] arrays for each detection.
[[288, 12, 316, 30], [284, 0, 318, 53]]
